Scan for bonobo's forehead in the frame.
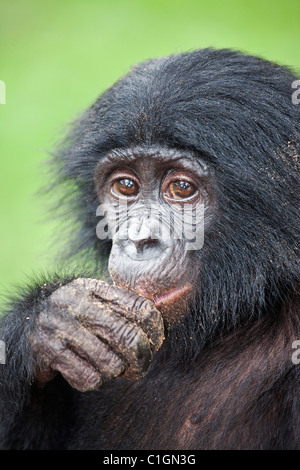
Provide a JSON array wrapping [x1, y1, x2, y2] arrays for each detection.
[[98, 146, 210, 177]]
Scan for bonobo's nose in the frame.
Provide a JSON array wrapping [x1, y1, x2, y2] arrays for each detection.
[[117, 216, 169, 260], [127, 220, 158, 252]]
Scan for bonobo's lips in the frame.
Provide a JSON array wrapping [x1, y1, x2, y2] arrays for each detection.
[[153, 283, 192, 308]]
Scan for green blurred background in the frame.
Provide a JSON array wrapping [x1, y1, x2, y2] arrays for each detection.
[[1, 0, 299, 296]]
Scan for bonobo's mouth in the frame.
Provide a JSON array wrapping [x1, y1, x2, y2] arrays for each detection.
[[153, 283, 192, 309], [111, 274, 193, 323]]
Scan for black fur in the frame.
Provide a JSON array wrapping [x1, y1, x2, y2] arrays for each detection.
[[0, 48, 299, 449]]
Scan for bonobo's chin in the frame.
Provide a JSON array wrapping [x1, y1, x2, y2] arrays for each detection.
[[152, 283, 193, 323], [111, 272, 192, 323]]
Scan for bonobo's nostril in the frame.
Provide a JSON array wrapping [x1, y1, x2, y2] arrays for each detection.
[[129, 236, 160, 253]]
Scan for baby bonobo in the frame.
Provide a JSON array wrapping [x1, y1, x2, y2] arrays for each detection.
[[0, 48, 299, 450]]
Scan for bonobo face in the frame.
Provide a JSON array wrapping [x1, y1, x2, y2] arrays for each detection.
[[95, 146, 216, 322]]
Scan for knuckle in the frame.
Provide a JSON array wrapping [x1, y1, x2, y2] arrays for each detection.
[[78, 370, 102, 392], [129, 329, 151, 358]]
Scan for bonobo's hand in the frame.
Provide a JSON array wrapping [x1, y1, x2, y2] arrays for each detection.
[[30, 278, 164, 392]]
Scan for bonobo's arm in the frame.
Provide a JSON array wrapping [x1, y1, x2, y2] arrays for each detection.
[[0, 276, 74, 449], [0, 276, 164, 449]]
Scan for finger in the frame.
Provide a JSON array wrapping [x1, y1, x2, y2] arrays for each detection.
[[94, 281, 164, 351], [65, 323, 126, 381], [35, 308, 125, 382], [31, 328, 101, 391], [71, 300, 152, 380], [71, 278, 165, 351], [50, 348, 102, 392]]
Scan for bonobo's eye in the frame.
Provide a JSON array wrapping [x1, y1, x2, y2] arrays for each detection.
[[110, 172, 140, 199], [162, 171, 198, 203], [112, 179, 139, 197], [166, 180, 196, 199]]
